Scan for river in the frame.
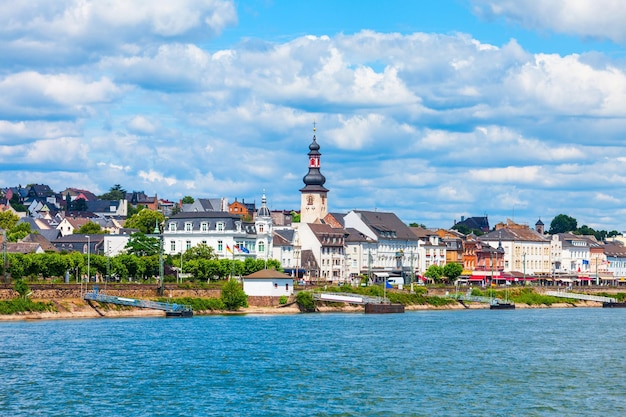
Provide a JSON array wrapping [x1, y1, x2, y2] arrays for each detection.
[[1, 308, 624, 416]]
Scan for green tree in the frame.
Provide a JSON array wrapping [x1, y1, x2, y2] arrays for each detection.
[[124, 209, 164, 234], [183, 243, 218, 261], [409, 222, 426, 228], [13, 279, 30, 299], [549, 214, 577, 234], [99, 184, 127, 200], [0, 211, 19, 231], [76, 222, 106, 234], [125, 232, 160, 256], [443, 262, 463, 282], [67, 197, 88, 212], [7, 222, 31, 242], [221, 279, 248, 310], [181, 196, 194, 204], [291, 211, 301, 223], [424, 264, 444, 282], [9, 194, 27, 212]]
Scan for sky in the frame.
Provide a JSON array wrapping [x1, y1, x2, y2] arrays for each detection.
[[3, 0, 626, 232]]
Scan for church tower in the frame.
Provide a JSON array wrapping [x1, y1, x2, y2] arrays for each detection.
[[300, 125, 329, 224]]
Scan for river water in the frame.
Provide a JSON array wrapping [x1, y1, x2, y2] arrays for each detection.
[[1, 308, 625, 416]]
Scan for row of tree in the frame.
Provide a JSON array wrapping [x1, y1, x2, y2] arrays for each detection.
[[1, 249, 280, 282], [548, 214, 619, 241]]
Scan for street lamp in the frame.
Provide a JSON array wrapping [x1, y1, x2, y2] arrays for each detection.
[[86, 235, 90, 296]]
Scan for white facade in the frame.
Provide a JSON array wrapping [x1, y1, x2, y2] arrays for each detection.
[[163, 209, 273, 261], [243, 278, 294, 296]]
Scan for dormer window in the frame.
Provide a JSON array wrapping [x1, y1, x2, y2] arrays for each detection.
[[169, 223, 177, 232], [201, 222, 208, 232], [217, 222, 224, 232], [185, 222, 192, 232]]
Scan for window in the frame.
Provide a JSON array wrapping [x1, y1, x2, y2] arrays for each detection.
[[169, 223, 177, 231], [202, 240, 207, 245], [185, 222, 192, 232], [170, 241, 176, 251], [259, 241, 265, 253], [217, 222, 224, 232], [186, 240, 191, 250], [258, 224, 264, 233], [201, 222, 208, 232], [218, 240, 223, 251]]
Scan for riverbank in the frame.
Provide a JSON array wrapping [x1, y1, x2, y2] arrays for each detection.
[[0, 297, 604, 321]]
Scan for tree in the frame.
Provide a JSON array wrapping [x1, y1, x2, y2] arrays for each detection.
[[549, 214, 577, 234], [9, 194, 27, 212], [99, 184, 127, 200], [0, 211, 19, 231], [409, 222, 426, 228], [76, 222, 106, 234], [443, 262, 463, 282], [424, 264, 444, 283], [221, 279, 248, 310], [125, 232, 160, 256], [124, 209, 164, 234], [7, 222, 31, 242], [13, 279, 30, 299], [69, 197, 88, 212], [183, 243, 218, 261], [181, 196, 194, 204], [291, 211, 301, 223]]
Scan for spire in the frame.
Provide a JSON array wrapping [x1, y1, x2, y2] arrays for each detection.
[[257, 190, 271, 218], [300, 123, 328, 192]]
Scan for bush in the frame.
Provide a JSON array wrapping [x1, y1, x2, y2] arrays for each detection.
[[296, 291, 316, 312], [279, 295, 288, 305], [0, 299, 56, 315], [221, 279, 248, 310]]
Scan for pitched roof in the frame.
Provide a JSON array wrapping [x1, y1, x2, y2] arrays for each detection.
[[353, 210, 417, 241], [244, 269, 293, 279], [21, 233, 58, 252]]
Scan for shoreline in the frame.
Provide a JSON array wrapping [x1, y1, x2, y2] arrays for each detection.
[[0, 299, 603, 322]]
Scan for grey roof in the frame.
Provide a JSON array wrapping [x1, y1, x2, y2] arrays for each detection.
[[274, 229, 295, 242], [354, 210, 418, 241], [86, 200, 120, 213], [345, 227, 373, 243], [166, 211, 256, 234]]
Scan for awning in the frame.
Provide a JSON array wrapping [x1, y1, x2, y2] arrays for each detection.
[[373, 272, 389, 278]]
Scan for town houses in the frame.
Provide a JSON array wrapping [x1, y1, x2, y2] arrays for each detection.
[[2, 128, 626, 286]]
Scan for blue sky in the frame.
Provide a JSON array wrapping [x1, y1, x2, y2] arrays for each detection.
[[2, 0, 626, 231]]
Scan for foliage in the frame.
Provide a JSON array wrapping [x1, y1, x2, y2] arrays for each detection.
[[68, 197, 88, 212], [7, 222, 31, 242], [125, 232, 160, 256], [452, 223, 483, 236], [0, 211, 19, 230], [181, 196, 194, 204], [296, 291, 316, 312], [290, 211, 301, 223], [549, 214, 577, 234], [0, 298, 56, 314], [76, 222, 107, 234], [9, 194, 27, 212], [99, 184, 126, 201], [183, 243, 218, 261], [424, 265, 444, 282], [221, 279, 248, 310], [14, 279, 30, 299], [408, 222, 426, 228], [124, 208, 164, 234], [443, 262, 463, 281], [279, 295, 288, 305], [155, 297, 225, 311]]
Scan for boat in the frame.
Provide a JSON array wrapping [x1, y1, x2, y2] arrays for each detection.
[[365, 303, 405, 314], [602, 301, 626, 308], [165, 309, 194, 317], [490, 300, 515, 310]]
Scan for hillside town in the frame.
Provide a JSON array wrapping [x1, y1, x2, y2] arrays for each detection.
[[2, 130, 626, 288]]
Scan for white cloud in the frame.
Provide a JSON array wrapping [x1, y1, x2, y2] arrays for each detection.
[[471, 0, 626, 44], [138, 169, 177, 186], [127, 115, 157, 135]]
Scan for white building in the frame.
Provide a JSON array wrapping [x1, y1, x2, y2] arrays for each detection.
[[162, 194, 273, 261], [242, 269, 294, 297]]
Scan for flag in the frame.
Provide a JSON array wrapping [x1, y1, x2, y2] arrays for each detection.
[[582, 260, 589, 265], [385, 281, 392, 288], [241, 246, 250, 254], [226, 245, 232, 254], [234, 244, 242, 253]]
